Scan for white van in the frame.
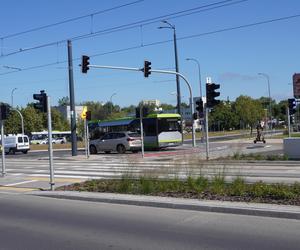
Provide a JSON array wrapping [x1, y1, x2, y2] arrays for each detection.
[[1, 134, 30, 154]]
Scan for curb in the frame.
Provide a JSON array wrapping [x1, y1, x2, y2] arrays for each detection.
[[30, 191, 300, 220]]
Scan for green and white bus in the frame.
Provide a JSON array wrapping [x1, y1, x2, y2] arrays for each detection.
[[88, 113, 182, 149]]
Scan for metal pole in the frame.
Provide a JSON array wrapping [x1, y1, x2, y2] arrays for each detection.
[[173, 29, 181, 115], [67, 40, 77, 156], [205, 106, 209, 160], [84, 118, 88, 158], [87, 123, 90, 158], [258, 73, 272, 132], [139, 105, 145, 158], [47, 96, 55, 191], [87, 64, 195, 146], [11, 88, 17, 107], [12, 109, 24, 135], [186, 58, 204, 142], [287, 106, 291, 138], [1, 120, 6, 176]]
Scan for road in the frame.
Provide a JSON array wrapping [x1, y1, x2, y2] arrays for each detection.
[[0, 193, 299, 250]]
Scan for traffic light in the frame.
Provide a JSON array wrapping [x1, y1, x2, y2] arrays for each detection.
[[288, 98, 296, 115], [82, 55, 90, 73], [206, 83, 220, 108], [192, 112, 198, 120], [144, 60, 151, 77], [33, 90, 47, 113], [0, 103, 11, 120], [195, 98, 204, 117], [290, 115, 295, 125], [86, 111, 91, 121]]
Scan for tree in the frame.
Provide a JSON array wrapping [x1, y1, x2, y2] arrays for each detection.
[[209, 101, 238, 131], [58, 96, 70, 106], [234, 95, 264, 134]]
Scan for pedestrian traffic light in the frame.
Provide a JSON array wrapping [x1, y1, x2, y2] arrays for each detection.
[[195, 98, 204, 117], [0, 103, 11, 120], [144, 60, 151, 77], [288, 98, 296, 115], [82, 55, 90, 73], [206, 83, 220, 108], [33, 90, 47, 113]]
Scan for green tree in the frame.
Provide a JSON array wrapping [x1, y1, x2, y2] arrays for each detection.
[[234, 95, 264, 134], [58, 96, 70, 106], [51, 108, 69, 131], [209, 101, 238, 131]]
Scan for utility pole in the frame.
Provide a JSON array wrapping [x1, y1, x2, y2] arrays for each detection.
[[67, 40, 77, 156]]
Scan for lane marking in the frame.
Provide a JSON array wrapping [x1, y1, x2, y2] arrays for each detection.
[[4, 180, 38, 187]]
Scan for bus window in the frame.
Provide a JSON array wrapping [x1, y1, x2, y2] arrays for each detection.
[[158, 118, 180, 133]]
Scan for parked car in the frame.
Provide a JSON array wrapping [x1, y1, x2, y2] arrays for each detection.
[[1, 134, 30, 154], [89, 131, 141, 154]]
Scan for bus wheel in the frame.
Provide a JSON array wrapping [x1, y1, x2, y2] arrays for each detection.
[[9, 148, 15, 155], [117, 144, 126, 154], [22, 150, 28, 154], [90, 145, 97, 154]]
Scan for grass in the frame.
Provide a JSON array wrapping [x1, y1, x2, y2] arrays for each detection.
[[231, 152, 289, 161], [60, 175, 300, 205], [29, 142, 85, 151]]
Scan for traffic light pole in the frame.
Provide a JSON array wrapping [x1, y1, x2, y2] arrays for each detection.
[[287, 106, 291, 138], [47, 96, 55, 191], [205, 106, 209, 160], [67, 40, 77, 156], [1, 120, 6, 176], [87, 64, 196, 147]]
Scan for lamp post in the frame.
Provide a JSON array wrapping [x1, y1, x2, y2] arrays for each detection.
[[186, 58, 204, 142], [10, 88, 25, 135], [186, 58, 202, 98], [258, 73, 272, 130], [11, 87, 17, 107], [158, 20, 181, 115], [110, 93, 117, 113]]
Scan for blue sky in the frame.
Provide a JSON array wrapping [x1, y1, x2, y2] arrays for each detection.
[[0, 0, 299, 108]]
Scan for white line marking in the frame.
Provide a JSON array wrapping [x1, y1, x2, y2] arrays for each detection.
[[4, 180, 38, 187]]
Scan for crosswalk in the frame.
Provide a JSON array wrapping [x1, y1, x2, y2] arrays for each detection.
[[1, 156, 300, 192]]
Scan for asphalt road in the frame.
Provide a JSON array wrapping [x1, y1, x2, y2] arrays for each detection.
[[0, 193, 299, 250]]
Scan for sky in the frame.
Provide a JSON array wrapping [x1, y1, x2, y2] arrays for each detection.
[[0, 0, 300, 108]]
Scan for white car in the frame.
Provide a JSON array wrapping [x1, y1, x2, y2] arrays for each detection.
[[40, 137, 67, 144], [1, 134, 30, 154], [53, 137, 67, 144]]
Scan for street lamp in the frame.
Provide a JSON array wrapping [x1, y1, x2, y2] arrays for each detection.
[[11, 87, 17, 107], [258, 73, 272, 130], [110, 92, 117, 113], [186, 58, 202, 99], [158, 20, 181, 115], [10, 88, 25, 135]]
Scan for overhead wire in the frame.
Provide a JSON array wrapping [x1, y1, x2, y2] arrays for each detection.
[[1, 12, 300, 77], [0, 0, 145, 40], [0, 0, 247, 58]]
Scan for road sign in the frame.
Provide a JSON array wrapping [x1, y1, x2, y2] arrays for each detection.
[[81, 106, 87, 119], [292, 73, 300, 98]]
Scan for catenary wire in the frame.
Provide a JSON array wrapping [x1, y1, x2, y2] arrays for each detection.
[[1, 12, 299, 77], [0, 0, 246, 58]]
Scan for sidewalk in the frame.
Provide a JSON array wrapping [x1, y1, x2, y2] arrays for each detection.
[[30, 190, 300, 220]]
